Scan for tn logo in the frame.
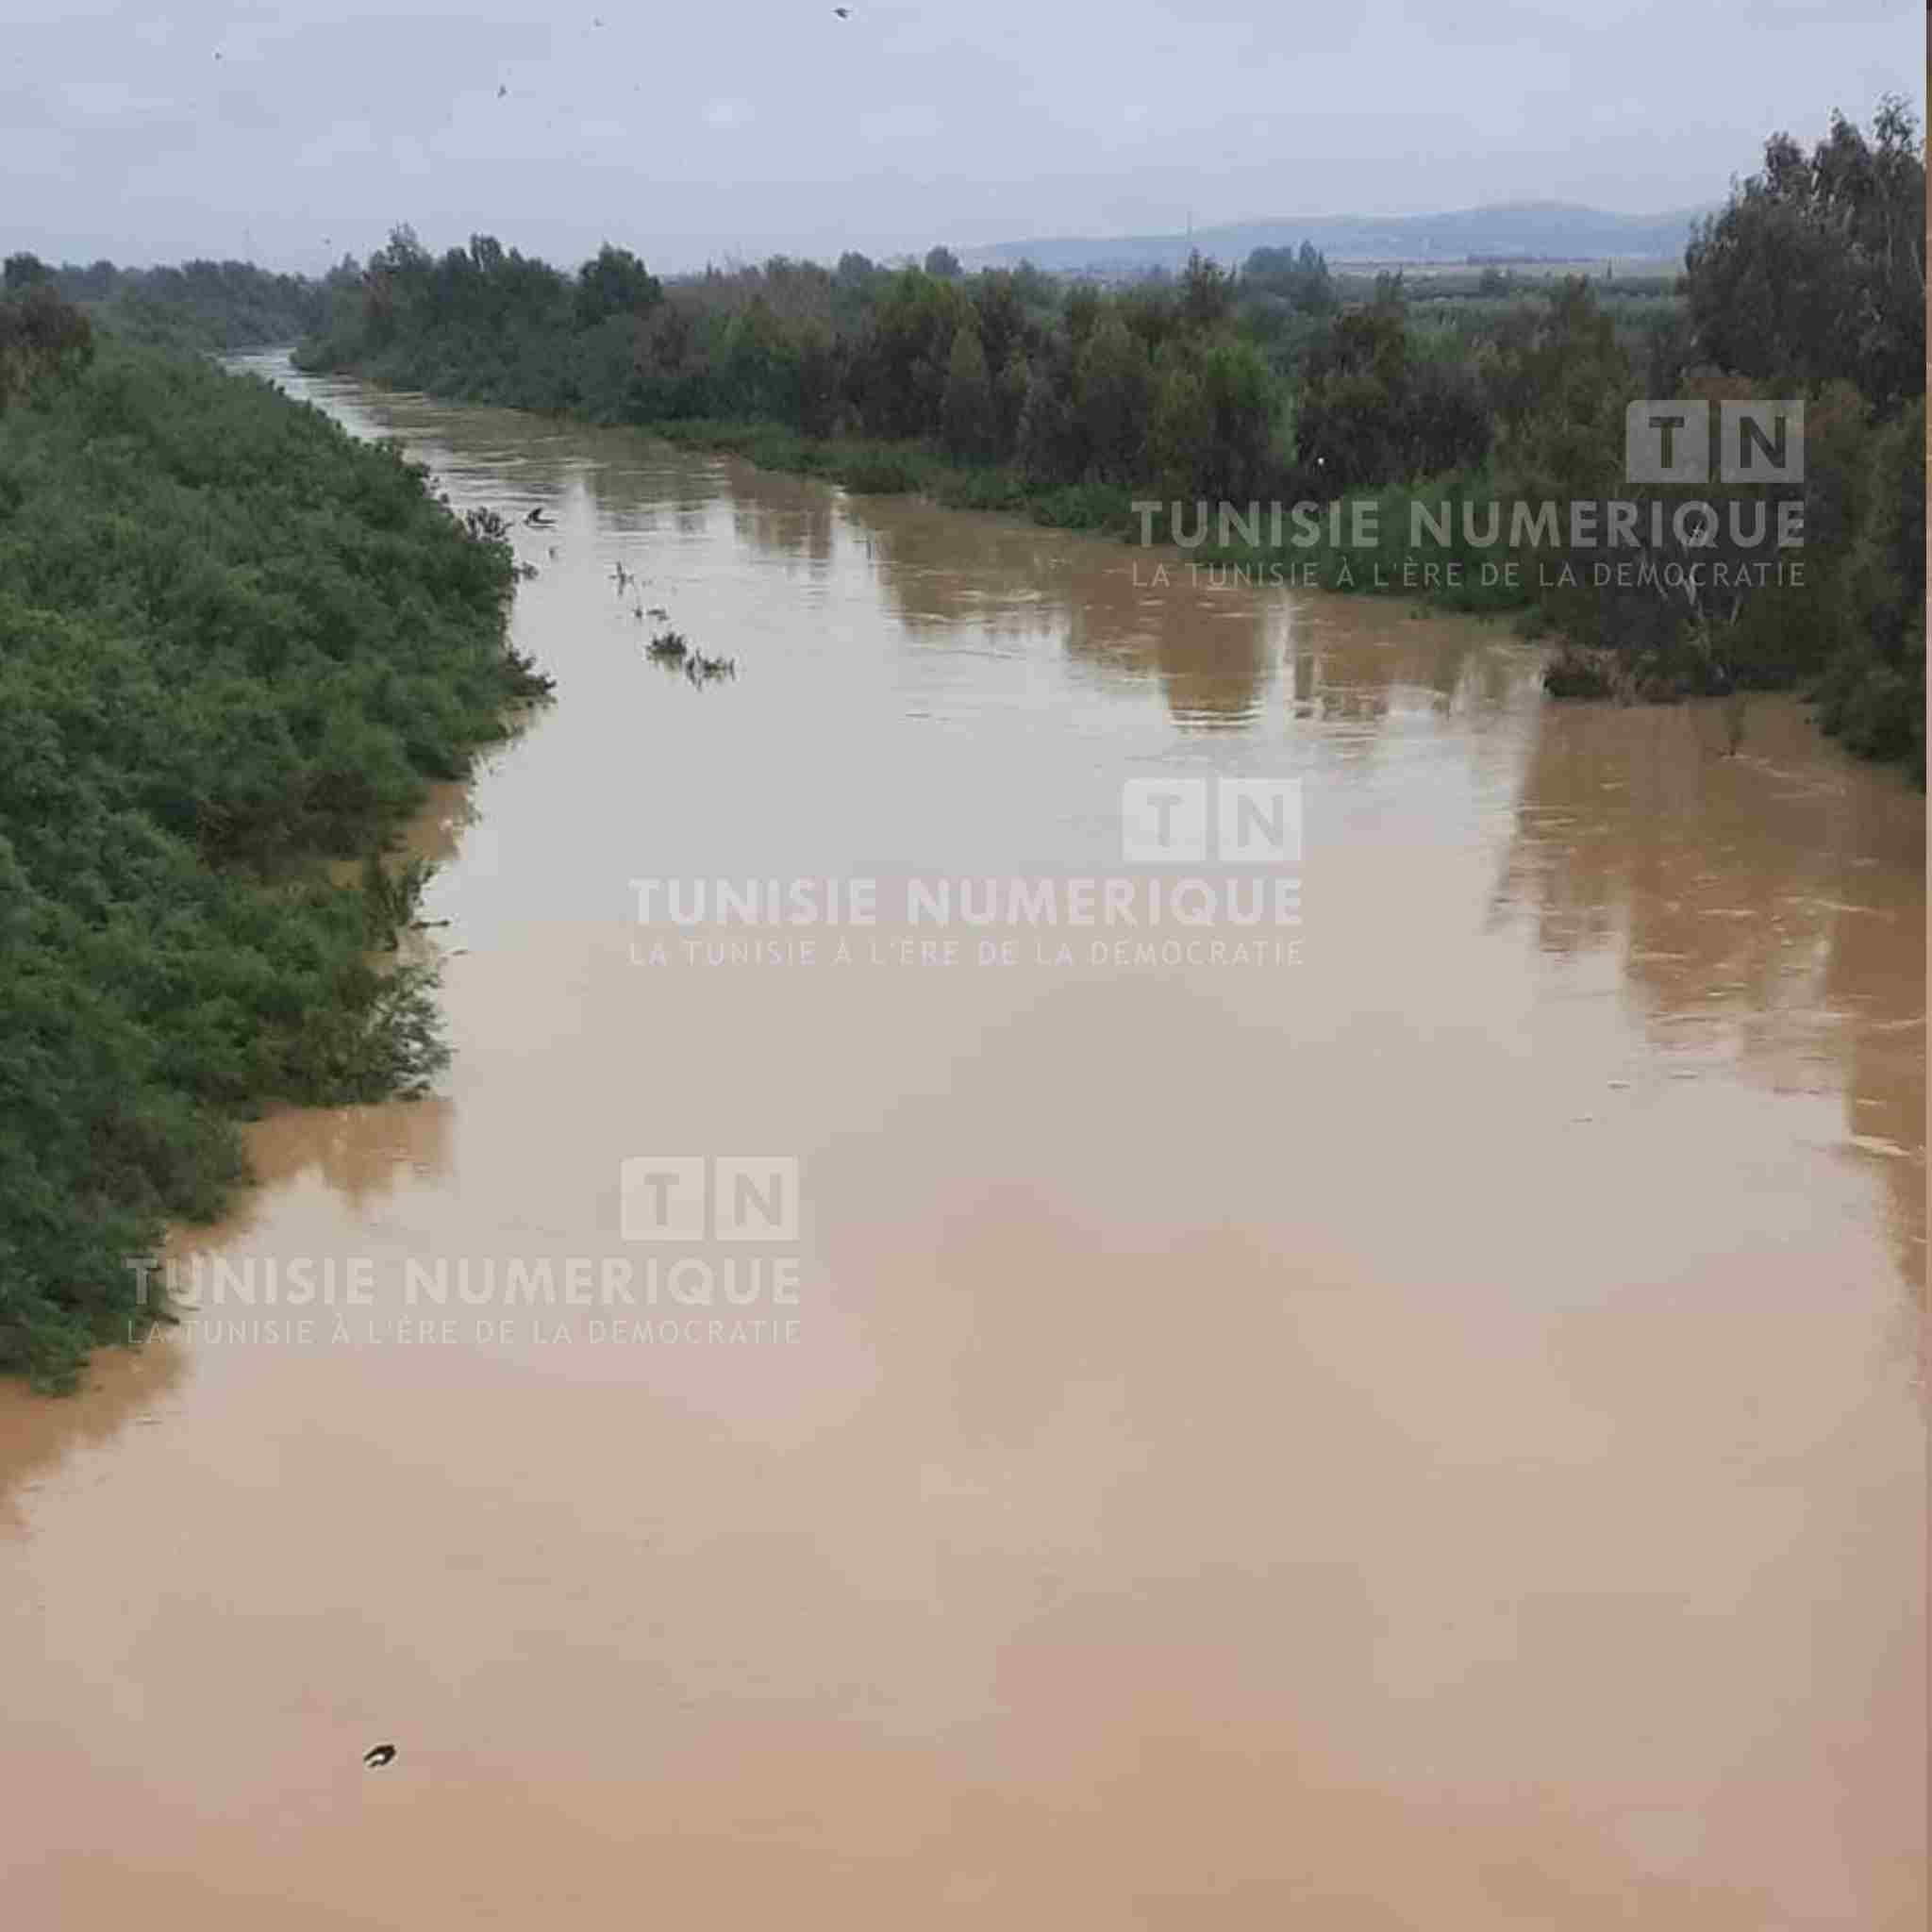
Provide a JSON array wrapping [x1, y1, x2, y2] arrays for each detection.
[[1122, 777, 1301, 863], [1624, 399, 1804, 484], [619, 1157, 799, 1242]]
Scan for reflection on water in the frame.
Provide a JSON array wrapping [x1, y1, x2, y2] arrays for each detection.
[[0, 355, 1920, 1931], [1497, 696, 1926, 1319], [230, 1098, 457, 1216], [0, 1341, 186, 1534]]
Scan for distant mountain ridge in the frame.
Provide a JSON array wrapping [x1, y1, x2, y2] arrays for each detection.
[[962, 200, 1708, 274]]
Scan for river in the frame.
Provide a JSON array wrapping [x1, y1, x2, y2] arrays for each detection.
[[1, 353, 1923, 1927]]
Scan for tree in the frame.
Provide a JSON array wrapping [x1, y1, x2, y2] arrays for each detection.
[[1063, 284, 1102, 350], [1292, 278, 1496, 491], [1016, 354, 1081, 484], [1147, 357, 1215, 499], [0, 285, 94, 410], [941, 321, 994, 458], [1816, 393, 1927, 773], [1179, 249, 1234, 328], [1074, 313, 1154, 481], [993, 348, 1031, 457], [1292, 289, 1413, 489], [970, 272, 1028, 378], [858, 269, 963, 437], [1685, 98, 1925, 412], [1244, 242, 1335, 314], [716, 296, 796, 420], [924, 245, 962, 279], [574, 244, 660, 330], [794, 322, 841, 438], [1487, 277, 1627, 499], [1292, 242, 1338, 314], [633, 299, 709, 417], [572, 315, 645, 423], [3, 252, 53, 293], [1196, 335, 1279, 500]]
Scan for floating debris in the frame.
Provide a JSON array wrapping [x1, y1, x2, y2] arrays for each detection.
[[684, 649, 737, 687], [644, 628, 736, 685]]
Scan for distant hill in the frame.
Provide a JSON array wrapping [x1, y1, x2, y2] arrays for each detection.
[[962, 201, 1707, 275]]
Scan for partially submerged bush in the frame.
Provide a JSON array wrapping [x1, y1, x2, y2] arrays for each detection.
[[1542, 646, 1619, 700], [0, 338, 549, 1385]]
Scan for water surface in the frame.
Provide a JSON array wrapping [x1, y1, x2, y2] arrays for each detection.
[[1, 355, 1922, 1927]]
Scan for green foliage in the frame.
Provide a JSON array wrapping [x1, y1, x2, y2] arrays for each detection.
[[1686, 97, 1924, 411], [1075, 314, 1154, 481], [1174, 250, 1234, 329], [4, 252, 55, 292], [295, 106, 1924, 774], [0, 284, 95, 409], [1813, 396, 1926, 778], [1242, 241, 1337, 315], [1487, 276, 1631, 500], [575, 243, 661, 331], [0, 325, 548, 1385], [48, 257, 332, 353], [298, 235, 1279, 497], [1294, 286, 1491, 490], [941, 322, 994, 459]]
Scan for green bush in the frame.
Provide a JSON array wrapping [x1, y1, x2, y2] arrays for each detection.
[[0, 324, 550, 1385]]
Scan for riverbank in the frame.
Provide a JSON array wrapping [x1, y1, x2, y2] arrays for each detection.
[[0, 326, 552, 1386], [297, 346, 1923, 784], [290, 362, 1550, 636], [591, 412, 1926, 780], [3, 356, 1920, 1927]]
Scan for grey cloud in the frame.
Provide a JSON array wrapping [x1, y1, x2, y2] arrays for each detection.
[[3, 0, 1922, 272]]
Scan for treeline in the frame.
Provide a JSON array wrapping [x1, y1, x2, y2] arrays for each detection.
[[299, 230, 1295, 511], [4, 249, 336, 353], [0, 290, 550, 1385], [1524, 100, 1924, 772], [298, 101, 1922, 774]]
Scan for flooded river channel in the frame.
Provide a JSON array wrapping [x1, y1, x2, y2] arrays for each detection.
[[1, 354, 1923, 1927]]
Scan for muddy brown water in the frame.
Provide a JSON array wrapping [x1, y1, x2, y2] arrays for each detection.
[[1, 354, 1923, 1927]]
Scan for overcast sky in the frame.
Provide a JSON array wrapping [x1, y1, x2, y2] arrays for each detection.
[[6, 0, 1924, 273]]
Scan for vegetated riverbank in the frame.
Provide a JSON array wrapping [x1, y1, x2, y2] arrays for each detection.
[[294, 103, 1922, 777], [307, 352, 1926, 782], [1, 360, 1922, 1932], [0, 295, 552, 1388], [5, 248, 336, 357]]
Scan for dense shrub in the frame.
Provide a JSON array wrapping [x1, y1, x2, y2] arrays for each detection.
[[0, 310, 550, 1385]]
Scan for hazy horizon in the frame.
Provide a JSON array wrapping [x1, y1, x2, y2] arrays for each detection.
[[7, 0, 1923, 275]]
